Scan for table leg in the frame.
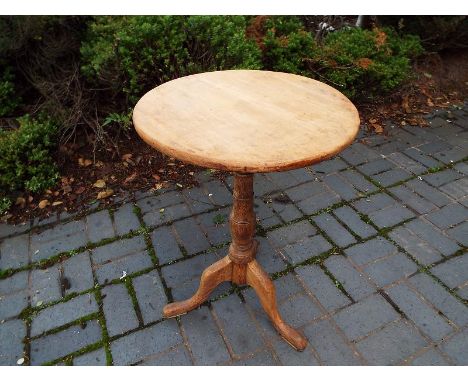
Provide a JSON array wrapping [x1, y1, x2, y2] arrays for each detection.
[[162, 173, 308, 351]]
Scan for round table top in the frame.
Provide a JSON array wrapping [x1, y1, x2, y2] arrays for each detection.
[[133, 70, 360, 173]]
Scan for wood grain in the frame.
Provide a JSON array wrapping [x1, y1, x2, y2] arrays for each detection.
[[133, 70, 360, 173]]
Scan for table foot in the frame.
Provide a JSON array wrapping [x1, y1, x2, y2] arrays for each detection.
[[246, 260, 308, 351], [163, 256, 233, 318]]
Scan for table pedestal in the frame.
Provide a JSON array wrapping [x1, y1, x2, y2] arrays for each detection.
[[163, 173, 308, 351]]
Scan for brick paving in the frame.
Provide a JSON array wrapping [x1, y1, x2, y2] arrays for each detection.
[[1, 104, 467, 366]]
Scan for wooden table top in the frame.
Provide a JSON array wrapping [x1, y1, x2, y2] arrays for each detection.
[[133, 70, 360, 173]]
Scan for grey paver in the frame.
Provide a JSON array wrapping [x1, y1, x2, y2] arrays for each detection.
[[425, 203, 467, 229], [196, 208, 231, 245], [334, 294, 399, 341], [324, 255, 375, 300], [440, 328, 468, 365], [311, 157, 348, 175], [356, 320, 427, 365], [267, 220, 316, 249], [423, 169, 462, 187], [368, 204, 415, 229], [405, 178, 452, 207], [313, 213, 356, 247], [386, 283, 453, 341], [31, 293, 98, 337], [269, 193, 303, 222], [282, 234, 332, 265], [440, 178, 468, 200], [30, 266, 62, 306], [387, 152, 427, 175], [303, 319, 361, 365], [446, 221, 468, 246], [363, 253, 418, 287], [73, 348, 107, 366], [95, 250, 153, 284], [92, 236, 146, 264], [232, 350, 278, 365], [110, 320, 183, 365], [139, 345, 192, 365], [353, 193, 395, 214], [373, 168, 411, 187], [358, 158, 394, 176], [181, 306, 230, 365], [132, 271, 166, 324], [255, 237, 286, 274], [333, 206, 377, 239], [430, 255, 468, 289], [296, 264, 351, 311], [389, 184, 438, 214], [150, 226, 183, 264], [62, 252, 94, 295], [0, 234, 29, 269], [0, 319, 26, 365], [0, 271, 28, 295], [212, 294, 265, 357], [271, 337, 319, 365], [30, 320, 102, 365], [173, 217, 210, 255], [101, 284, 139, 337], [0, 289, 28, 321], [113, 203, 141, 236], [409, 273, 468, 328], [85, 210, 115, 243], [344, 237, 397, 266], [409, 348, 450, 366]]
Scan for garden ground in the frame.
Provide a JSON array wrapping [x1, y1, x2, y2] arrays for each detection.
[[0, 103, 467, 365]]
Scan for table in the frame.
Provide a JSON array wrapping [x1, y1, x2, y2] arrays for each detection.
[[133, 70, 360, 351]]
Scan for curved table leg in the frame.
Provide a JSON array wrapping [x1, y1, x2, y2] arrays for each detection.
[[246, 259, 308, 351], [163, 256, 233, 318]]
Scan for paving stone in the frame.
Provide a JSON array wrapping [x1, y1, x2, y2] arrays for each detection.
[[324, 255, 375, 300], [423, 169, 462, 187], [297, 191, 341, 215], [409, 273, 468, 328], [363, 253, 418, 287], [311, 157, 348, 176], [254, 198, 282, 228], [344, 237, 398, 266], [271, 337, 319, 365], [253, 174, 278, 196], [296, 264, 351, 311], [285, 181, 341, 214], [212, 294, 266, 356], [31, 293, 98, 337], [182, 186, 214, 214], [0, 234, 29, 269], [132, 270, 166, 324], [403, 147, 441, 169], [356, 320, 427, 365], [440, 328, 468, 365], [232, 350, 278, 365], [30, 220, 87, 262], [386, 283, 453, 341], [139, 345, 192, 365], [418, 140, 453, 155], [196, 208, 230, 246], [0, 221, 30, 240], [334, 294, 399, 341], [0, 319, 26, 365], [62, 252, 94, 295], [405, 178, 453, 207], [430, 255, 468, 289], [138, 192, 190, 226], [203, 180, 232, 206], [333, 206, 377, 239], [372, 168, 412, 187], [268, 193, 303, 222], [322, 173, 361, 200], [388, 184, 438, 214], [425, 203, 467, 229], [303, 319, 361, 365], [0, 289, 28, 321], [389, 226, 443, 265], [30, 320, 102, 365], [282, 235, 332, 265], [73, 348, 107, 366], [368, 203, 415, 229], [0, 271, 28, 295], [446, 221, 468, 246], [439, 178, 468, 200], [181, 306, 230, 365], [267, 171, 303, 190], [353, 193, 395, 215], [111, 320, 182, 365], [101, 284, 139, 337], [433, 146, 467, 164], [255, 237, 286, 274], [313, 213, 356, 247], [137, 191, 185, 214], [95, 250, 153, 284], [358, 158, 394, 176], [173, 217, 210, 255], [30, 266, 62, 305], [404, 219, 460, 257], [454, 161, 468, 175], [340, 142, 381, 165], [409, 348, 450, 365], [150, 226, 183, 264], [266, 220, 316, 249], [113, 203, 141, 236], [386, 152, 427, 175], [85, 210, 115, 243]]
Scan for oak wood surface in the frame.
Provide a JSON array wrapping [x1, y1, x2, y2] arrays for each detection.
[[133, 70, 360, 173]]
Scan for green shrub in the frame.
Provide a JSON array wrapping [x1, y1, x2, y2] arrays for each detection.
[[0, 65, 21, 117], [81, 16, 262, 104], [313, 27, 423, 98], [0, 115, 59, 196]]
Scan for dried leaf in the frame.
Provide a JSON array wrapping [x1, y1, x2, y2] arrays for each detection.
[[63, 185, 72, 194], [426, 98, 434, 107], [123, 172, 137, 184], [52, 201, 63, 206], [78, 158, 92, 167], [75, 186, 86, 195], [28, 196, 33, 202], [93, 179, 106, 188], [122, 153, 133, 161], [401, 95, 411, 114], [94, 160, 104, 168], [97, 189, 113, 200], [152, 174, 161, 181], [38, 200, 50, 209], [15, 197, 26, 208]]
